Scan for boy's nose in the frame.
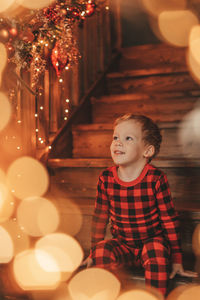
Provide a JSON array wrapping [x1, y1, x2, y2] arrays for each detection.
[[115, 139, 123, 146]]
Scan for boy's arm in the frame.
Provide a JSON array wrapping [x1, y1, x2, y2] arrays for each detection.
[[91, 176, 110, 249], [155, 173, 182, 264]]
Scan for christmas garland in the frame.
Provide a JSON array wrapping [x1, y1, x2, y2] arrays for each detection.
[[0, 0, 105, 89]]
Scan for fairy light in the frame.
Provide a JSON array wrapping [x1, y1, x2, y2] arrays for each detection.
[[48, 146, 52, 149], [35, 129, 39, 132], [66, 99, 69, 103], [59, 78, 63, 83], [105, 6, 109, 10], [40, 106, 43, 110], [17, 120, 21, 124]]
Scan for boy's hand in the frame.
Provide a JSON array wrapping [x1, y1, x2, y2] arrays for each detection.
[[170, 263, 198, 279], [81, 256, 93, 268]]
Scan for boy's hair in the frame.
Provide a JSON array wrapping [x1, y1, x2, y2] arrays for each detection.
[[114, 114, 162, 161]]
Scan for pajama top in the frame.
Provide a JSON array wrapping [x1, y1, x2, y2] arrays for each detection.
[[91, 163, 182, 264]]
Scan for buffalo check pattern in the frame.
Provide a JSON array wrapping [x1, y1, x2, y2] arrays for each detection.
[[90, 163, 182, 295]]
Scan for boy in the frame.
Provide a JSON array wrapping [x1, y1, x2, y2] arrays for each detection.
[[82, 114, 197, 295]]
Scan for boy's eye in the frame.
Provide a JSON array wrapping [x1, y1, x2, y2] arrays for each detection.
[[113, 136, 118, 140], [126, 136, 133, 141]]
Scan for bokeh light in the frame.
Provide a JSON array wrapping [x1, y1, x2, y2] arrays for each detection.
[[178, 106, 200, 157], [13, 249, 61, 291], [2, 219, 30, 255], [158, 10, 199, 47], [0, 92, 11, 132], [0, 0, 16, 12], [68, 268, 121, 300], [0, 182, 15, 223], [117, 288, 163, 300], [17, 196, 60, 237], [31, 282, 70, 300], [166, 284, 200, 300], [187, 26, 200, 82], [6, 156, 49, 200], [141, 0, 187, 17], [20, 0, 55, 9], [36, 233, 83, 280], [55, 197, 83, 236], [189, 25, 200, 64], [0, 225, 14, 263], [0, 168, 6, 184]]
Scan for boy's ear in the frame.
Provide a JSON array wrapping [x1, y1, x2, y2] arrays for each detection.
[[143, 145, 155, 158]]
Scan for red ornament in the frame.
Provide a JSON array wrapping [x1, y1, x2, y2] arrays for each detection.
[[9, 27, 18, 39], [51, 42, 69, 77]]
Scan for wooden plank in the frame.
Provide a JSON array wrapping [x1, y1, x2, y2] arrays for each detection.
[[48, 161, 200, 200], [72, 122, 200, 159], [91, 90, 200, 103], [106, 72, 199, 94], [48, 158, 200, 168], [92, 96, 199, 123], [119, 43, 187, 72]]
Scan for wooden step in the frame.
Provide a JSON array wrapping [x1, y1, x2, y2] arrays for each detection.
[[106, 72, 199, 95], [48, 157, 200, 201], [119, 43, 187, 72], [72, 122, 200, 159], [91, 92, 200, 123]]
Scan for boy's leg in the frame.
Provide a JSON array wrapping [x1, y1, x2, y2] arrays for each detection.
[[140, 236, 170, 296], [91, 239, 138, 270]]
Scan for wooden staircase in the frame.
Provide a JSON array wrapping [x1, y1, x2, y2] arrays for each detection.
[[48, 43, 200, 291]]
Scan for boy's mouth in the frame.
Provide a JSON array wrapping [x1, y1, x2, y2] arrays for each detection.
[[114, 150, 125, 155]]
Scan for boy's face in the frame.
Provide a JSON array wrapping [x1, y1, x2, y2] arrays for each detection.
[[110, 119, 152, 167]]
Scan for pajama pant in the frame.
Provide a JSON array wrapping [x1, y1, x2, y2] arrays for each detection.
[[90, 235, 170, 296]]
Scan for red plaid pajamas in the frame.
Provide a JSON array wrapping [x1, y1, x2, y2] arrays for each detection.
[[90, 164, 182, 295]]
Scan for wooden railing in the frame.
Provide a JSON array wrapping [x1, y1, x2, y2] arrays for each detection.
[[1, 0, 121, 166]]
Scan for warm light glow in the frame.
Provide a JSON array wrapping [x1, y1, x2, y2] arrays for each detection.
[[166, 284, 200, 300], [0, 44, 7, 86], [2, 219, 30, 255], [17, 196, 60, 237], [0, 183, 15, 223], [36, 233, 83, 280], [158, 10, 199, 47], [117, 288, 162, 300], [56, 198, 83, 236], [188, 26, 200, 82], [141, 0, 186, 17], [189, 26, 200, 64], [0, 92, 11, 131], [20, 0, 55, 9], [6, 156, 49, 200], [13, 249, 61, 291], [0, 169, 6, 184], [31, 282, 69, 300], [0, 225, 14, 263], [0, 0, 15, 13], [68, 268, 121, 300]]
